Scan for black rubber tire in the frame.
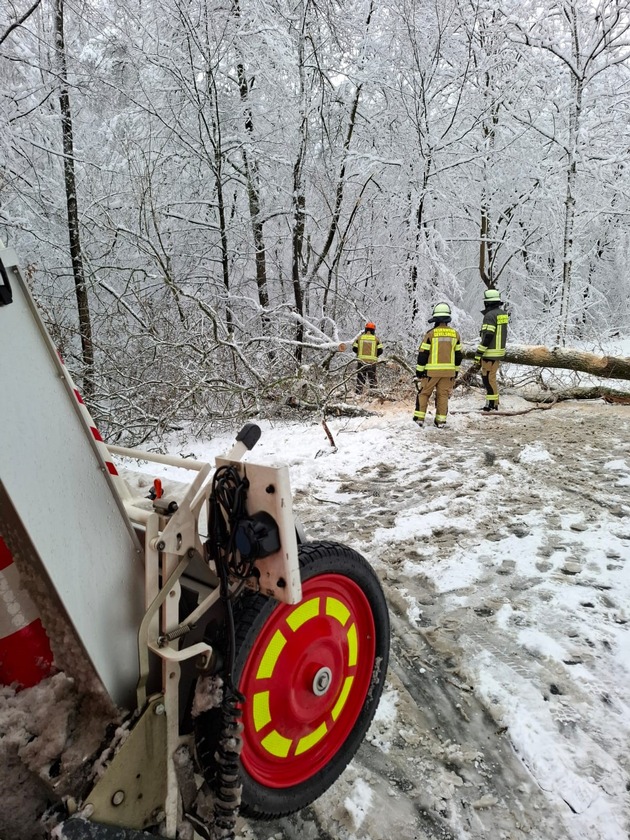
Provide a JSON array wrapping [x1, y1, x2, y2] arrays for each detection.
[[194, 540, 390, 818]]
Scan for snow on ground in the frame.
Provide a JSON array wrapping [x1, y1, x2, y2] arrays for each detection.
[[1, 388, 629, 840]]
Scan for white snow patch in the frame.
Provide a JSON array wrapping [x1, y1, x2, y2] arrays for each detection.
[[518, 443, 554, 463], [343, 777, 374, 831]]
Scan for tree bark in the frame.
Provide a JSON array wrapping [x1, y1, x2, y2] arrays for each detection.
[[290, 20, 308, 364], [54, 0, 94, 402], [461, 344, 630, 381], [232, 1, 270, 322]]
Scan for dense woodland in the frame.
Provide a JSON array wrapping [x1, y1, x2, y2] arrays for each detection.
[[2, 0, 630, 439]]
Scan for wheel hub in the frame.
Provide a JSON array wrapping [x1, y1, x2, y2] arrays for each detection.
[[312, 666, 332, 696]]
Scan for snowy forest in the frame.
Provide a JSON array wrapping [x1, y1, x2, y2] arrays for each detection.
[[2, 0, 630, 438]]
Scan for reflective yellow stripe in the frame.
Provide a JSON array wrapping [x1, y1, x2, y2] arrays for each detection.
[[261, 730, 292, 757], [252, 691, 272, 731], [427, 329, 457, 370], [295, 723, 328, 755], [482, 323, 496, 332], [420, 342, 431, 351], [287, 597, 319, 631], [256, 630, 286, 679], [347, 622, 357, 667], [332, 676, 354, 721], [326, 597, 350, 625]]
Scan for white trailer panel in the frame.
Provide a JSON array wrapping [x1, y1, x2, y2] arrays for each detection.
[[0, 247, 144, 707]]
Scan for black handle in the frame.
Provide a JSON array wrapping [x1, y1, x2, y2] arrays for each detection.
[[236, 423, 262, 451], [0, 256, 13, 307]]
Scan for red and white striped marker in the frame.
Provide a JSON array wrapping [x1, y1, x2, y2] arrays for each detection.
[[0, 536, 54, 689], [56, 352, 131, 501]]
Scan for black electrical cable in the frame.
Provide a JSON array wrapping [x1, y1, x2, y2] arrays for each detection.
[[206, 465, 254, 688], [203, 466, 249, 840]]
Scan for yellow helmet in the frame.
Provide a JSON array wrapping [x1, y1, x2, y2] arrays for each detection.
[[429, 302, 452, 323], [483, 289, 502, 304]]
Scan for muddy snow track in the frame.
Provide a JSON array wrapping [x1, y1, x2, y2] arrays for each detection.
[[258, 398, 630, 840]]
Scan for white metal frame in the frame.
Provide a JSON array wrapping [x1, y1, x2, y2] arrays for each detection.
[[106, 437, 301, 836]]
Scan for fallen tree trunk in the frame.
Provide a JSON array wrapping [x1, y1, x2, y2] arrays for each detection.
[[519, 386, 630, 404], [462, 344, 630, 381]]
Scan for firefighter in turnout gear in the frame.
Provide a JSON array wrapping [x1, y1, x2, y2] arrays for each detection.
[[475, 288, 509, 411], [352, 322, 383, 393], [413, 303, 462, 428]]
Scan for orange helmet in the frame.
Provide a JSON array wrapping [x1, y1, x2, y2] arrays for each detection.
[[365, 321, 376, 330]]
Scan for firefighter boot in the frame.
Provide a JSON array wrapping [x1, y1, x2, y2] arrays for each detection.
[[481, 401, 493, 412]]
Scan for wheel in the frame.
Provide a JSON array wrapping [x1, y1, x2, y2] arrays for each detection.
[[194, 541, 390, 817]]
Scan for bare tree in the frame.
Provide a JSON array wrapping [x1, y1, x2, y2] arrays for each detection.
[[53, 0, 94, 400], [509, 0, 630, 344]]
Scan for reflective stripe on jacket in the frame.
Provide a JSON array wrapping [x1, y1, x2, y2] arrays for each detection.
[[477, 306, 509, 359], [353, 332, 382, 363], [416, 326, 462, 377]]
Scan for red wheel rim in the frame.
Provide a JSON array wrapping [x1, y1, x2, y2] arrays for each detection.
[[239, 573, 376, 788]]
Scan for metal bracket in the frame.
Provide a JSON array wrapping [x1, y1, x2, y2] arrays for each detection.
[[215, 457, 301, 604], [81, 696, 168, 832]]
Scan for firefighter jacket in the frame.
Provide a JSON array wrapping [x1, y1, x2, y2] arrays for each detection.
[[416, 325, 462, 378], [352, 331, 383, 363], [476, 304, 509, 360]]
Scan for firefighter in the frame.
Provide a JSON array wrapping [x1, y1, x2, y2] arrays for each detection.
[[352, 321, 383, 393], [475, 288, 509, 411], [413, 303, 462, 428]]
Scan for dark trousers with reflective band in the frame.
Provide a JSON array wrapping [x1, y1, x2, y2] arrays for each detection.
[[414, 376, 455, 422], [356, 362, 377, 392], [481, 359, 501, 403]]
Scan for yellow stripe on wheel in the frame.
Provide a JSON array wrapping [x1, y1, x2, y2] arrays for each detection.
[[256, 629, 287, 679], [252, 691, 272, 731], [295, 723, 328, 755], [326, 596, 350, 626], [331, 676, 354, 721], [261, 730, 292, 758], [286, 597, 320, 631], [347, 622, 358, 667]]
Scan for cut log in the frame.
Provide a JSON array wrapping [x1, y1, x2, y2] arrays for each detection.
[[462, 344, 630, 381], [518, 386, 630, 404]]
